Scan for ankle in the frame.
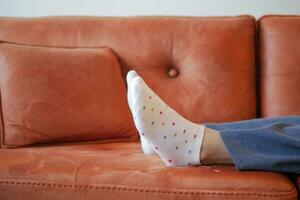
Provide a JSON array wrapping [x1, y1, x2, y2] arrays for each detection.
[[200, 128, 233, 165]]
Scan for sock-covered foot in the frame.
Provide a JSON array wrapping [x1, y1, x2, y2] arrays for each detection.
[[130, 76, 205, 167], [126, 70, 156, 155], [126, 70, 138, 111]]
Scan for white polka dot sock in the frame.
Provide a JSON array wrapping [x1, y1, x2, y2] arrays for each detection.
[[129, 75, 205, 167], [126, 70, 157, 155]]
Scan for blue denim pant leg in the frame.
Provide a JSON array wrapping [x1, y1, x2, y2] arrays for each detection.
[[205, 116, 300, 174]]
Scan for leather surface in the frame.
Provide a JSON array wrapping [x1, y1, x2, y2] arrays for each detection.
[[0, 16, 297, 199], [259, 16, 300, 117], [0, 142, 297, 200], [297, 176, 300, 194], [0, 43, 136, 147], [0, 16, 257, 124]]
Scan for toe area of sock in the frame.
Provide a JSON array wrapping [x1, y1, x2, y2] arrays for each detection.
[[131, 77, 145, 98], [126, 70, 139, 84], [126, 70, 140, 110]]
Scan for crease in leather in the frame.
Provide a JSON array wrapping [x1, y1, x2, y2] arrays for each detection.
[[74, 159, 95, 182], [0, 94, 5, 149], [261, 72, 300, 77], [1, 137, 138, 149], [7, 124, 53, 138]]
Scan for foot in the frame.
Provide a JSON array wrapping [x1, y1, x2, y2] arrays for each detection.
[[130, 76, 205, 167], [126, 70, 156, 155]]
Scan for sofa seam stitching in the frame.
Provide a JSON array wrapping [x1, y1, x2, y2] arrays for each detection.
[[0, 180, 297, 198]]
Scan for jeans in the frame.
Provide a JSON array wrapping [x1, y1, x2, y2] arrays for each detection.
[[205, 116, 300, 174]]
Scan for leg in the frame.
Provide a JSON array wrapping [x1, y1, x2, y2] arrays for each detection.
[[206, 115, 300, 130], [200, 128, 233, 165], [128, 74, 231, 167], [127, 70, 300, 173], [205, 117, 300, 174]]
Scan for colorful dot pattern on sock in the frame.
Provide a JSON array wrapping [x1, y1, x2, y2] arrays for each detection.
[[129, 76, 205, 167]]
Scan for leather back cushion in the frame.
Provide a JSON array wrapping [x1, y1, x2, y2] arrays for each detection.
[[0, 43, 136, 147], [0, 16, 257, 125], [259, 16, 300, 117]]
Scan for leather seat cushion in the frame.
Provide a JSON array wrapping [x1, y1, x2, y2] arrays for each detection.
[[0, 142, 297, 200]]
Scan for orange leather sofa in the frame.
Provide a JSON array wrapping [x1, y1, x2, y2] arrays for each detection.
[[0, 15, 299, 200]]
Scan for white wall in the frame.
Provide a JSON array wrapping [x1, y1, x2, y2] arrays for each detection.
[[0, 0, 300, 18]]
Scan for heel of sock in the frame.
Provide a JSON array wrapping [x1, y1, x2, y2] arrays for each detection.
[[140, 137, 156, 155]]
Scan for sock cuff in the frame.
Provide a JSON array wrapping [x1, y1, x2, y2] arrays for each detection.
[[192, 125, 206, 165]]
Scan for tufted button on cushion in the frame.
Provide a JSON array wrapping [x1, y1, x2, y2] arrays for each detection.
[[168, 67, 179, 78]]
